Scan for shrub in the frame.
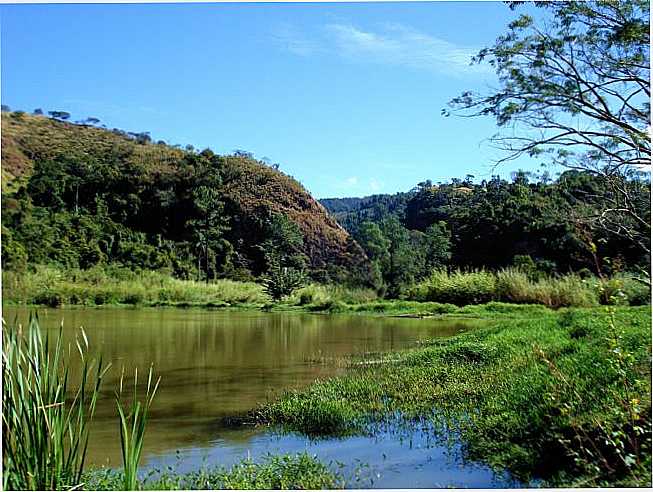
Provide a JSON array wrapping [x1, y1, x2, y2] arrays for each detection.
[[263, 267, 306, 301]]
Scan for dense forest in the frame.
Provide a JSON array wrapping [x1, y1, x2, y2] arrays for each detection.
[[1, 110, 369, 288], [321, 171, 650, 296]]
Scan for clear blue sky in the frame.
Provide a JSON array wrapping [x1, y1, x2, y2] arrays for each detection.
[[1, 2, 544, 198]]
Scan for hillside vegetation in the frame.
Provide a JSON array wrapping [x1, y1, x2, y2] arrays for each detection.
[[321, 173, 650, 296], [1, 112, 368, 282]]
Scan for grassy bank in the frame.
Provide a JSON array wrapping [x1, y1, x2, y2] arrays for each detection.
[[405, 268, 649, 308], [259, 306, 652, 486], [2, 265, 267, 308], [84, 453, 343, 490], [3, 265, 649, 311]]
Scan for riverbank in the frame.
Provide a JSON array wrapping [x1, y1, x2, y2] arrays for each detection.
[[3, 265, 649, 314], [3, 282, 650, 487], [258, 306, 652, 487]]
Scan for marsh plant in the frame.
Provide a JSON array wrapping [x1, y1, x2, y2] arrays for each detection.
[[2, 317, 161, 491], [115, 365, 161, 491], [2, 316, 109, 490]]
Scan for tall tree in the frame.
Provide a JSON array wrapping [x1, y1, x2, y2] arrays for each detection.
[[448, 0, 650, 258], [188, 186, 229, 282]]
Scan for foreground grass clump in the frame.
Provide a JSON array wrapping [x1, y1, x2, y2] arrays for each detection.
[[406, 268, 649, 308], [2, 265, 267, 307], [84, 453, 343, 490], [2, 316, 108, 490], [260, 307, 652, 486]]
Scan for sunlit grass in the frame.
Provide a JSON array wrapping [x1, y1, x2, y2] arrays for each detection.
[[2, 316, 109, 490], [3, 265, 267, 308], [259, 306, 652, 486]]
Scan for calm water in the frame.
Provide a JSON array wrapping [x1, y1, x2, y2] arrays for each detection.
[[3, 306, 516, 488]]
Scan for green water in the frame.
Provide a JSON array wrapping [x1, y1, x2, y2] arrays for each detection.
[[2, 306, 477, 469]]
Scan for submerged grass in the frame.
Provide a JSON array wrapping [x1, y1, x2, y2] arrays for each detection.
[[84, 453, 343, 490], [259, 306, 652, 486]]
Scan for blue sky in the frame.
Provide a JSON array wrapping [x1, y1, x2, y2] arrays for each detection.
[[1, 2, 545, 198]]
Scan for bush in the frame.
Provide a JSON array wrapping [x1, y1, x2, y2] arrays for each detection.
[[263, 267, 306, 301], [600, 274, 651, 306]]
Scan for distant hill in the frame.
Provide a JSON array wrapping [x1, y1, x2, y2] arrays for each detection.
[[320, 192, 413, 232], [1, 112, 368, 279]]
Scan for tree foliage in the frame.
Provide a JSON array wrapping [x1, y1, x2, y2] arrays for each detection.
[[448, 0, 650, 255]]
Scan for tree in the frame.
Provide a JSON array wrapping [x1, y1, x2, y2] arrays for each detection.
[[259, 213, 307, 272], [379, 216, 418, 298], [188, 186, 229, 283], [33, 108, 44, 115], [84, 117, 101, 125], [48, 111, 71, 121], [448, 0, 650, 257], [421, 222, 452, 273], [355, 221, 391, 290], [1, 105, 10, 112]]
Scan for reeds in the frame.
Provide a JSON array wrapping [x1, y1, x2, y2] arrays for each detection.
[[407, 268, 603, 308], [115, 365, 160, 491], [2, 316, 109, 490], [3, 264, 267, 307]]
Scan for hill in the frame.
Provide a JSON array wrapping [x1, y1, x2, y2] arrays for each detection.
[[319, 192, 413, 232], [1, 111, 368, 281]]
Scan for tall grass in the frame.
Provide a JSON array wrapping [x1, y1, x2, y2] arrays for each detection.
[[115, 366, 160, 491], [406, 268, 647, 308], [3, 265, 267, 307], [290, 283, 378, 307], [407, 270, 497, 306], [494, 268, 598, 307], [2, 316, 109, 490]]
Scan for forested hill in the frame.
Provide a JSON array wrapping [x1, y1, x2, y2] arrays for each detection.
[[320, 175, 650, 294], [320, 192, 412, 231], [1, 111, 368, 281]]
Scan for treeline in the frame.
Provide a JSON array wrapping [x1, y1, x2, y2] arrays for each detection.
[[322, 171, 650, 296]]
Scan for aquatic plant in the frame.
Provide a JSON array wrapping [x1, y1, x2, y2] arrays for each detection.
[[115, 365, 160, 491], [2, 316, 109, 490]]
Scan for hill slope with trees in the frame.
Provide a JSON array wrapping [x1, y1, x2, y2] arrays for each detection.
[[1, 111, 369, 282]]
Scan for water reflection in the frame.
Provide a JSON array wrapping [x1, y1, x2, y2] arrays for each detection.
[[3, 306, 477, 468]]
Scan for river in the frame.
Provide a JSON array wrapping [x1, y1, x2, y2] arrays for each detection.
[[3, 306, 518, 488]]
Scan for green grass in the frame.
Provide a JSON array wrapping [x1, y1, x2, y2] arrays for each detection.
[[2, 316, 109, 490], [115, 366, 160, 491], [406, 268, 649, 308], [3, 265, 268, 308], [83, 453, 343, 490], [258, 306, 652, 486]]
